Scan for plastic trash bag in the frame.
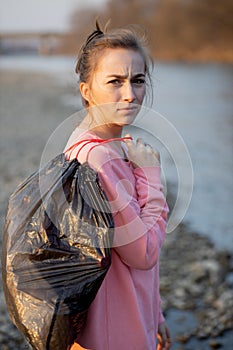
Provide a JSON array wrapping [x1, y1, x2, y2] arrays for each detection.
[[2, 151, 114, 350]]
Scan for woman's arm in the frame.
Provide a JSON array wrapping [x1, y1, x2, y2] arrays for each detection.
[[111, 164, 168, 269], [76, 139, 168, 270]]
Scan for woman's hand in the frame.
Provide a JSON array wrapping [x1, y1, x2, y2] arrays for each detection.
[[157, 321, 172, 350], [124, 135, 160, 168]]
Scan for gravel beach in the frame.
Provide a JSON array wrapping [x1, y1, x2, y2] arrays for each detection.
[[0, 69, 232, 349]]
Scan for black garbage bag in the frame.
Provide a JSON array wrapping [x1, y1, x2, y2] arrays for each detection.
[[2, 151, 114, 350]]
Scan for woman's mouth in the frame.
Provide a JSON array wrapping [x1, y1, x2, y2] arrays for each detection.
[[117, 105, 139, 113]]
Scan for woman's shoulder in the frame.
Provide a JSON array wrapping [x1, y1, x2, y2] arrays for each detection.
[[65, 129, 111, 167]]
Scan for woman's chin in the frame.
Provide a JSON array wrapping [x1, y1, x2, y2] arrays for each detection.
[[116, 109, 140, 124]]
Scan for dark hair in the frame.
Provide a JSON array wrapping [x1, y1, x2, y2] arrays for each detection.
[[76, 21, 153, 107]]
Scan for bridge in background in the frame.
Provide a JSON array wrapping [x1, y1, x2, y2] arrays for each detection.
[[0, 32, 67, 55]]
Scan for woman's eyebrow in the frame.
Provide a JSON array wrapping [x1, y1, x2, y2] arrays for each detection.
[[131, 73, 146, 79], [106, 73, 146, 79]]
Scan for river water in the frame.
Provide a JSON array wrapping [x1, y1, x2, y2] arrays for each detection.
[[154, 62, 233, 250], [0, 55, 232, 251]]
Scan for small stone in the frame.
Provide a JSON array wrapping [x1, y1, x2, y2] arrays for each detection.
[[214, 290, 233, 310], [187, 283, 203, 297], [197, 330, 209, 339], [209, 339, 223, 349], [176, 334, 191, 343], [174, 287, 186, 298]]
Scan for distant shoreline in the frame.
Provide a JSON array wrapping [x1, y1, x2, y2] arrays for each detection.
[[152, 49, 233, 64], [1, 46, 233, 64], [1, 51, 233, 66]]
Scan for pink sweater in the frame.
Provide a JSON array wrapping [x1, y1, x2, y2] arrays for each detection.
[[65, 131, 168, 350]]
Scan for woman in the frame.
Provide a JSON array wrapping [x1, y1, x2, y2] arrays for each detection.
[[66, 22, 172, 350]]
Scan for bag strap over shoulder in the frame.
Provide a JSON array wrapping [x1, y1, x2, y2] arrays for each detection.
[[65, 136, 132, 162]]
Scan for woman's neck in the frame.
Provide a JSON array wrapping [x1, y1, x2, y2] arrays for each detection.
[[80, 114, 123, 139], [91, 125, 123, 139]]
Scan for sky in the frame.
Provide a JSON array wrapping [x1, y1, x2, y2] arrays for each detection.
[[0, 0, 107, 33]]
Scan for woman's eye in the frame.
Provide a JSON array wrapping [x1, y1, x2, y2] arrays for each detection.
[[133, 79, 145, 85], [108, 79, 121, 85]]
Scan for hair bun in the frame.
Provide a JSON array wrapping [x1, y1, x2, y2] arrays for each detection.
[[85, 20, 104, 47]]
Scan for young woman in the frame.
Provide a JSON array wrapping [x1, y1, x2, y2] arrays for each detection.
[[66, 22, 172, 350]]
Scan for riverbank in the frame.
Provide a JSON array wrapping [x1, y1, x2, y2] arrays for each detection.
[[0, 69, 232, 349], [160, 214, 233, 349]]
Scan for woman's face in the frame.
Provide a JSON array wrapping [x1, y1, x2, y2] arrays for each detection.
[[80, 48, 146, 127]]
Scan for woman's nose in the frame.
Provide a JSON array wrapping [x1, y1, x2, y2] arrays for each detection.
[[122, 82, 136, 102]]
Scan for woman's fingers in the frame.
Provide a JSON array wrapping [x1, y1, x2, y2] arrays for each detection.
[[124, 135, 160, 168], [157, 322, 172, 350]]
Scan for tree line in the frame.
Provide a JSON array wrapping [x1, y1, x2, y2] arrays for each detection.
[[58, 0, 233, 62]]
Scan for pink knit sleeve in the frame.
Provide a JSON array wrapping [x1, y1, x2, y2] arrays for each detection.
[[111, 166, 168, 269], [158, 294, 165, 324], [76, 144, 168, 270]]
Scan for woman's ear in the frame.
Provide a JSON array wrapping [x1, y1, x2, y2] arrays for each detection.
[[80, 82, 90, 104]]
